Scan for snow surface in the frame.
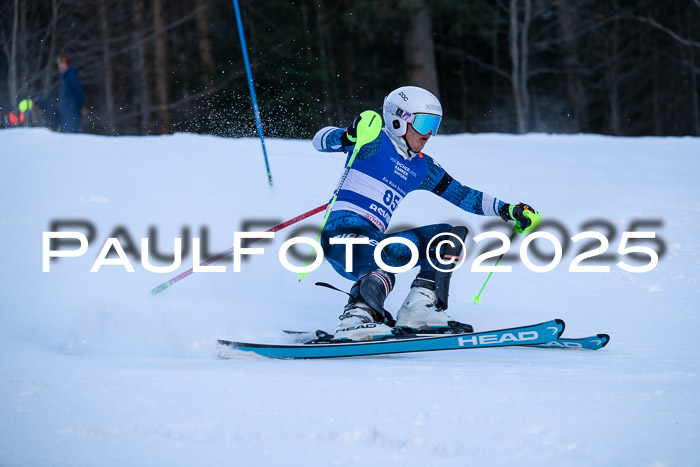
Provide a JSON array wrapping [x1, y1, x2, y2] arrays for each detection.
[[1, 127, 699, 466]]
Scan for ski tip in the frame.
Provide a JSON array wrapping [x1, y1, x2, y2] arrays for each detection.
[[597, 333, 611, 348], [554, 318, 566, 337]]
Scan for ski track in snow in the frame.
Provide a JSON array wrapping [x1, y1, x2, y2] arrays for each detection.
[[1, 128, 699, 466]]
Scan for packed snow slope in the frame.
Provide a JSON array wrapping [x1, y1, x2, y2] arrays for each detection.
[[1, 127, 699, 466]]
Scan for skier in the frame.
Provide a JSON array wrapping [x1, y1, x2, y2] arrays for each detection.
[[313, 86, 540, 341], [57, 56, 85, 133]]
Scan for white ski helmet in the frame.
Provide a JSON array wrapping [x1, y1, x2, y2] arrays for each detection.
[[383, 86, 443, 138]]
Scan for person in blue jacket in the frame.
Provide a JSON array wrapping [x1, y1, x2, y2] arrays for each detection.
[[57, 56, 84, 133], [312, 86, 541, 341]]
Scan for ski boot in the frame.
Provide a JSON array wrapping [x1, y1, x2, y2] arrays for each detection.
[[333, 270, 397, 342], [395, 279, 472, 333], [396, 225, 473, 334]]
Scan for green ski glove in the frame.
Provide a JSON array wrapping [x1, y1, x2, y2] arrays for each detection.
[[499, 202, 541, 234]]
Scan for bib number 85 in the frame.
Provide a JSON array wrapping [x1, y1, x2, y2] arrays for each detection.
[[383, 190, 401, 212]]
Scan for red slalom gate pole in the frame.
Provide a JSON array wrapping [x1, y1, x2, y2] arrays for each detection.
[[150, 203, 328, 295]]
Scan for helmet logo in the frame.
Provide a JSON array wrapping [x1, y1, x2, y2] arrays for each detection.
[[384, 101, 412, 121], [398, 91, 408, 101], [396, 108, 411, 120], [425, 104, 441, 112]]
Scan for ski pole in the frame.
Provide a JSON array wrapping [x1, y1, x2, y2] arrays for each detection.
[[473, 208, 541, 304], [150, 203, 328, 295], [472, 227, 518, 304], [297, 110, 383, 281]]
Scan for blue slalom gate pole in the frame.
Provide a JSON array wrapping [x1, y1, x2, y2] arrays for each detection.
[[232, 0, 274, 188]]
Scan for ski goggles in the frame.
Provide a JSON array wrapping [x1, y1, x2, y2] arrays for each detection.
[[411, 113, 442, 136], [383, 101, 442, 135]]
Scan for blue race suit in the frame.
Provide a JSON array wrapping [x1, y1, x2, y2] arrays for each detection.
[[313, 126, 506, 281]]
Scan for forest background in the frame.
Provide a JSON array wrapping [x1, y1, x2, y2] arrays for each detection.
[[1, 0, 699, 137]]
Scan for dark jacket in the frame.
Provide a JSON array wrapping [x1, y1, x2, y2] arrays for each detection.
[[59, 66, 84, 133]]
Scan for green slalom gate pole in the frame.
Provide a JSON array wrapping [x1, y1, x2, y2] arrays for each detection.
[[298, 110, 383, 281]]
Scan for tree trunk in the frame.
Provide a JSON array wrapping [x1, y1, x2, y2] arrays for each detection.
[[491, 4, 500, 112], [652, 31, 662, 135], [152, 0, 171, 133], [8, 0, 19, 111], [688, 22, 699, 135], [608, 16, 621, 135], [519, 0, 531, 131], [18, 0, 28, 100], [99, 0, 116, 134], [509, 0, 528, 133], [194, 0, 216, 89], [41, 0, 59, 97], [314, 0, 334, 124], [132, 0, 151, 134], [401, 0, 440, 98], [508, 0, 532, 133], [557, 0, 587, 132]]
